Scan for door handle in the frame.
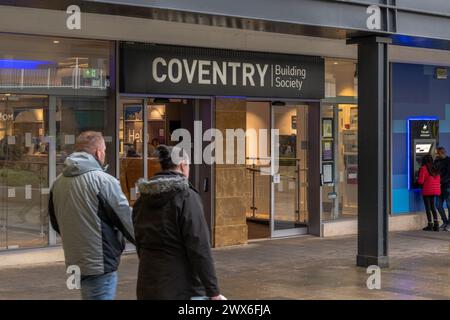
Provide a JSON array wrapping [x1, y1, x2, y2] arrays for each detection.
[[203, 177, 209, 192]]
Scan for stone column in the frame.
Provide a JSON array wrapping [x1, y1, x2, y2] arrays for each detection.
[[214, 98, 249, 247]]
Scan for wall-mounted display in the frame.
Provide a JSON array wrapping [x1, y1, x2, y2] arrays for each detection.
[[322, 118, 333, 138], [322, 140, 333, 161], [322, 163, 334, 184]]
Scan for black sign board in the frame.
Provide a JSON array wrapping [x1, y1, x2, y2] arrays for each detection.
[[120, 43, 325, 99]]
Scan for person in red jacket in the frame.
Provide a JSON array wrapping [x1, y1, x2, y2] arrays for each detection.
[[417, 155, 441, 231]]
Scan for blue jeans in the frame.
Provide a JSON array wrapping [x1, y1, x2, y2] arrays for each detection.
[[191, 296, 209, 300], [436, 188, 450, 224], [80, 271, 118, 300]]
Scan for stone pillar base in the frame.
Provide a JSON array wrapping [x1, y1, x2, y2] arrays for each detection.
[[214, 224, 248, 247]]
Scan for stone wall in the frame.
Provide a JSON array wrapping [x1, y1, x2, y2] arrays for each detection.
[[214, 98, 249, 247]]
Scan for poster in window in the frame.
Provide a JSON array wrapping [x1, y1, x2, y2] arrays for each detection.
[[322, 118, 333, 138], [322, 163, 334, 184], [322, 140, 333, 161]]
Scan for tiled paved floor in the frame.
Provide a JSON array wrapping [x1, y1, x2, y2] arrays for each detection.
[[0, 231, 448, 300]]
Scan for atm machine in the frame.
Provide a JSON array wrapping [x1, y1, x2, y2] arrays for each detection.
[[408, 118, 439, 189]]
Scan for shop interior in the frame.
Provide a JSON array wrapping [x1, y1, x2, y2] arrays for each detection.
[[321, 58, 358, 221], [120, 98, 187, 201], [244, 101, 310, 239], [118, 97, 215, 203], [0, 94, 109, 250], [0, 94, 49, 250], [321, 104, 358, 220]]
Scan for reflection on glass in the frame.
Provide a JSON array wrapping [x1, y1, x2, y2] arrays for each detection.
[[119, 100, 144, 203], [245, 101, 271, 239], [325, 59, 357, 98], [321, 104, 358, 221], [273, 105, 309, 232], [56, 97, 108, 176], [0, 94, 49, 249], [147, 103, 166, 179], [0, 34, 110, 90]]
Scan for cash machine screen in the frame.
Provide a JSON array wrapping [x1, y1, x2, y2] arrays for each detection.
[[415, 144, 432, 154]]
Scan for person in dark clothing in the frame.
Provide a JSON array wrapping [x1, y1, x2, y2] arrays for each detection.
[[434, 147, 450, 231], [132, 145, 225, 300], [418, 155, 441, 231]]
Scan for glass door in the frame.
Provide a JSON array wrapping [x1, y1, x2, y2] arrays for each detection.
[[271, 103, 309, 237], [119, 99, 145, 205], [0, 94, 49, 249]]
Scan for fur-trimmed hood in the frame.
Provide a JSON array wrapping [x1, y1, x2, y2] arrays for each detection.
[[137, 171, 190, 205]]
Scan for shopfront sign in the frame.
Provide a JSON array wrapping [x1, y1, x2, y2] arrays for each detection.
[[120, 43, 324, 99]]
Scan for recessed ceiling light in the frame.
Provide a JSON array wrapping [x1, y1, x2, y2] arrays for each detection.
[[333, 62, 339, 65], [53, 40, 60, 44]]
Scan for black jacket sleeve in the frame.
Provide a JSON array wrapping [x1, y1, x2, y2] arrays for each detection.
[[48, 191, 60, 235], [179, 189, 220, 297], [98, 175, 136, 245]]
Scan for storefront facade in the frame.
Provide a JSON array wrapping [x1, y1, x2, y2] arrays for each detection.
[[0, 34, 116, 250], [118, 43, 326, 246], [0, 33, 357, 249], [0, 1, 449, 266]]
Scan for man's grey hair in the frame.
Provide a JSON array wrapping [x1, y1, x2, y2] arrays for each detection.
[[74, 131, 105, 155]]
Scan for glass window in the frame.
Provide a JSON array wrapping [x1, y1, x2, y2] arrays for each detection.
[[0, 34, 110, 91], [56, 97, 113, 176], [0, 35, 113, 251], [246, 101, 271, 240], [0, 94, 49, 249], [321, 104, 358, 221], [272, 104, 309, 231], [325, 59, 357, 98], [119, 99, 144, 204], [322, 58, 358, 221], [146, 99, 195, 180]]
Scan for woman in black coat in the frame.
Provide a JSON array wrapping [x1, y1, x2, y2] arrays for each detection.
[[133, 145, 224, 300]]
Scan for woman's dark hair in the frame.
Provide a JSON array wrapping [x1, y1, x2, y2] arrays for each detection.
[[421, 154, 439, 176], [155, 145, 189, 170]]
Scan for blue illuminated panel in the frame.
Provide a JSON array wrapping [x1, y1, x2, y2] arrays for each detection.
[[0, 59, 53, 69]]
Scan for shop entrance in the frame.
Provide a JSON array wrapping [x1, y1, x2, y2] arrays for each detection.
[[243, 100, 314, 240], [118, 97, 214, 232], [271, 103, 309, 237]]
